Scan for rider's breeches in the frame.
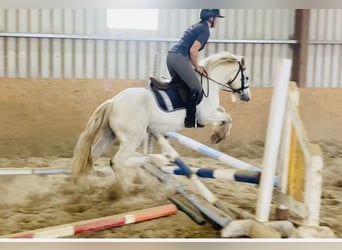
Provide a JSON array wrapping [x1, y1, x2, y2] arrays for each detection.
[[166, 52, 202, 94]]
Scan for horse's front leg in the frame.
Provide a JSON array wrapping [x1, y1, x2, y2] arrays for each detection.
[[211, 119, 231, 144], [202, 106, 232, 144]]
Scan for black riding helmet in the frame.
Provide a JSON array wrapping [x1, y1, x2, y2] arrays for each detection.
[[200, 9, 225, 20], [200, 9, 224, 28]]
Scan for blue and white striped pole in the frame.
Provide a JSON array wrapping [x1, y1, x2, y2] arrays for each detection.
[[165, 132, 279, 186], [165, 132, 261, 172], [149, 130, 218, 204], [161, 166, 261, 184]]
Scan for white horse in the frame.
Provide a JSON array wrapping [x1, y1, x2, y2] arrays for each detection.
[[71, 51, 251, 185]]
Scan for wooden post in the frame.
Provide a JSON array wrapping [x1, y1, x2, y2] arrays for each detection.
[[304, 143, 323, 226], [291, 9, 310, 87]]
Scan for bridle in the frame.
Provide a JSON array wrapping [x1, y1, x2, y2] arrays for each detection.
[[200, 60, 249, 97]]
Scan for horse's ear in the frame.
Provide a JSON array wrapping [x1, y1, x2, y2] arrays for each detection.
[[241, 57, 245, 66]]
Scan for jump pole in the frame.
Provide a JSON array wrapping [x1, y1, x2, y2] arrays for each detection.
[[142, 162, 233, 227], [168, 197, 206, 225], [148, 129, 219, 206], [161, 166, 261, 184], [0, 167, 114, 176], [165, 132, 262, 172], [0, 168, 70, 175], [165, 132, 278, 185], [1, 204, 177, 238]]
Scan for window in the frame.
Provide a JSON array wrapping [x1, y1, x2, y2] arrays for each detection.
[[106, 9, 159, 30]]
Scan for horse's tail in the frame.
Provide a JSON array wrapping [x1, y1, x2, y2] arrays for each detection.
[[71, 99, 113, 179]]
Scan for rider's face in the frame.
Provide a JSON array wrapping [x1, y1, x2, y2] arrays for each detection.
[[211, 17, 219, 28]]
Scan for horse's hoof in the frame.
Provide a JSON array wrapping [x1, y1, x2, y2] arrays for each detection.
[[211, 133, 223, 144], [148, 154, 169, 167]]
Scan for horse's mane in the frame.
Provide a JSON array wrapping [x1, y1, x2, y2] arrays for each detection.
[[201, 51, 243, 70]]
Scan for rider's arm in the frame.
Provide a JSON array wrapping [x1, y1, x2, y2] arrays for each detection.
[[190, 40, 206, 75]]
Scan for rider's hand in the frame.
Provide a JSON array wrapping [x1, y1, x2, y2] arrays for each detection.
[[195, 66, 207, 76]]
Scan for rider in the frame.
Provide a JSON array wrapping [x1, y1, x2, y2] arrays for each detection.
[[167, 9, 224, 128]]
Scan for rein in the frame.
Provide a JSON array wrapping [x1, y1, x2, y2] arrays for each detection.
[[200, 61, 249, 97]]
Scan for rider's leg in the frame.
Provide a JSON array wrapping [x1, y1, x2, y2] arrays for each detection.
[[184, 88, 200, 127], [166, 52, 202, 128]]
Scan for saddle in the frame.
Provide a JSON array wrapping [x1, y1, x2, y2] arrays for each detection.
[[149, 76, 205, 127], [149, 77, 170, 90], [149, 76, 188, 112], [149, 76, 203, 113]]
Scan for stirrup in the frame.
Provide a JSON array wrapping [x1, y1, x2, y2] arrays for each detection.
[[184, 116, 204, 128], [184, 120, 204, 128], [197, 122, 205, 128]]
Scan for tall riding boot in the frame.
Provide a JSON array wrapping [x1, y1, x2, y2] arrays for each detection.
[[184, 89, 200, 128]]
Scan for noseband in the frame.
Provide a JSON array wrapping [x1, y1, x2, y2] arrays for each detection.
[[200, 60, 249, 97]]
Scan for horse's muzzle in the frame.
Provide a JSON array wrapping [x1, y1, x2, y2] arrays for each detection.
[[239, 92, 251, 102]]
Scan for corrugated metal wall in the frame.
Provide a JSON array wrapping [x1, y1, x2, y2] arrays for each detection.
[[307, 9, 342, 87], [0, 9, 341, 87]]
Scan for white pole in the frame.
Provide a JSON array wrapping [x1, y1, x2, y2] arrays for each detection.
[[166, 132, 262, 172], [276, 82, 299, 218], [255, 59, 292, 222], [153, 51, 160, 78], [143, 51, 160, 154]]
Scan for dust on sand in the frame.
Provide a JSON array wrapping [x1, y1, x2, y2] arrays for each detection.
[[0, 140, 341, 238]]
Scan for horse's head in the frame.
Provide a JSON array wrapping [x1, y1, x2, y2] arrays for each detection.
[[228, 56, 251, 103], [202, 52, 251, 103]]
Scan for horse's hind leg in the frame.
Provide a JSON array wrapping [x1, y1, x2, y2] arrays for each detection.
[[113, 141, 148, 168], [91, 126, 116, 164], [111, 137, 148, 193]]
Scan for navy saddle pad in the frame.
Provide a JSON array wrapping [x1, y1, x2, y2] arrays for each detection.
[[149, 83, 185, 112]]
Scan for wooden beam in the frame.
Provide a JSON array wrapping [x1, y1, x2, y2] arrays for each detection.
[[291, 9, 310, 87]]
